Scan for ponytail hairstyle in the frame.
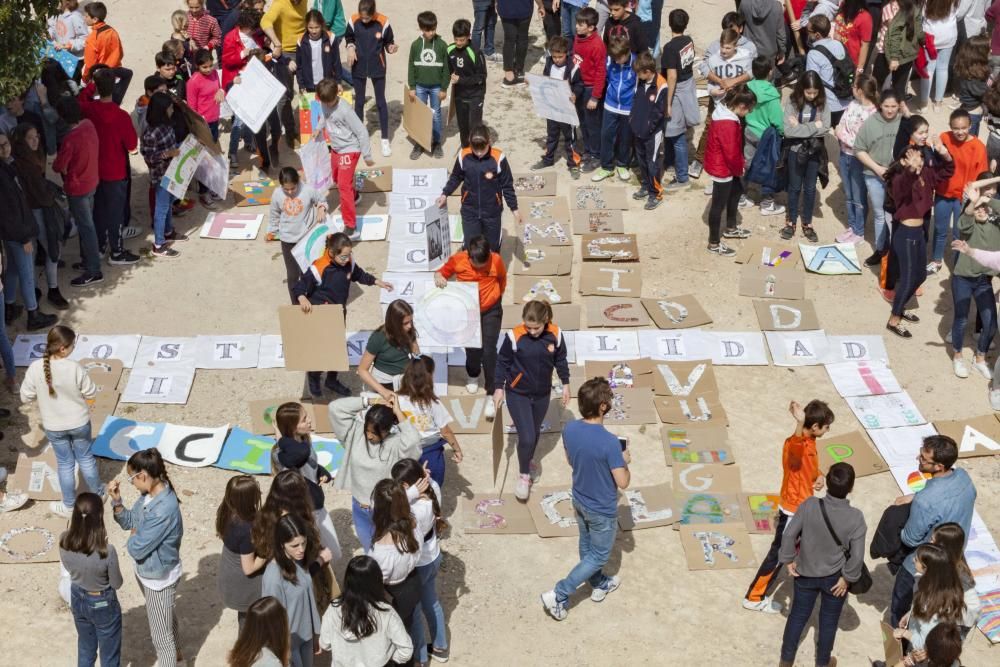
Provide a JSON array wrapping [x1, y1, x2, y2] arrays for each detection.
[[43, 325, 76, 397], [126, 448, 180, 502], [332, 555, 391, 640], [273, 513, 311, 583], [381, 299, 417, 352], [853, 75, 878, 106], [392, 457, 447, 535], [912, 543, 966, 624], [371, 478, 419, 554], [397, 356, 437, 409], [251, 470, 320, 559], [228, 596, 290, 667], [522, 299, 553, 327], [215, 475, 261, 540], [59, 492, 108, 558]]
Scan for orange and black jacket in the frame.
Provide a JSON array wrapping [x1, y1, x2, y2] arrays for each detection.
[[495, 323, 570, 398], [344, 12, 394, 79], [292, 255, 375, 306], [442, 146, 517, 219]]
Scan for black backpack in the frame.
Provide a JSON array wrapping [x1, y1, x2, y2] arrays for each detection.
[[812, 44, 855, 100]]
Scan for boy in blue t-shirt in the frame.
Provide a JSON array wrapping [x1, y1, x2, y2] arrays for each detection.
[[541, 377, 630, 621]]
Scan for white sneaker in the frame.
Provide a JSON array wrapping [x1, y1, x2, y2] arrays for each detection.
[[381, 138, 392, 157], [738, 194, 753, 209], [954, 358, 970, 379], [0, 491, 28, 513], [973, 359, 993, 380], [465, 374, 480, 394], [484, 400, 496, 421], [742, 596, 783, 614], [991, 388, 1000, 411], [540, 590, 567, 621], [590, 575, 620, 602], [703, 182, 713, 196], [49, 501, 73, 518], [760, 200, 786, 216], [515, 473, 531, 501]]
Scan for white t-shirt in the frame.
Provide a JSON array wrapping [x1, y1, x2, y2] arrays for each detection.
[[135, 497, 183, 591], [414, 480, 442, 567], [396, 396, 452, 448], [309, 38, 324, 87]]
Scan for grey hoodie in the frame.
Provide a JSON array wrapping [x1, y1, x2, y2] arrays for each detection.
[[320, 101, 373, 161], [739, 0, 788, 60], [268, 183, 326, 243]]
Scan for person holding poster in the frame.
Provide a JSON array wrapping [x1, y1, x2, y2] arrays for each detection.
[[141, 93, 186, 258], [268, 167, 328, 303]]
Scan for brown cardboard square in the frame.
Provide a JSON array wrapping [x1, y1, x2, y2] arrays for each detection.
[[933, 415, 1000, 459], [818, 430, 889, 477], [603, 387, 659, 425], [179, 100, 222, 155], [679, 523, 758, 571], [585, 298, 651, 327], [617, 484, 679, 530], [443, 396, 494, 434], [518, 220, 572, 247], [661, 424, 734, 466], [584, 359, 656, 390], [734, 240, 802, 268], [739, 266, 806, 300], [672, 463, 743, 494], [676, 492, 745, 528], [355, 166, 393, 193], [520, 196, 571, 224], [881, 621, 904, 666], [503, 399, 567, 435], [511, 173, 557, 197], [512, 276, 573, 304], [80, 358, 124, 391], [511, 245, 574, 276], [89, 390, 120, 433], [492, 404, 505, 484], [655, 394, 728, 426], [581, 234, 639, 261], [573, 185, 629, 210], [571, 209, 624, 234], [740, 492, 782, 534], [652, 360, 719, 397], [579, 263, 642, 298], [528, 487, 579, 537], [461, 493, 536, 534], [248, 397, 333, 435], [229, 169, 277, 207], [0, 514, 69, 563], [568, 365, 589, 394], [10, 445, 90, 501], [753, 299, 821, 331], [402, 84, 433, 151], [502, 304, 581, 330], [278, 305, 349, 372], [642, 295, 713, 329]]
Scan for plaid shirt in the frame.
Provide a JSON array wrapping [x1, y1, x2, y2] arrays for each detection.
[[141, 125, 177, 185], [188, 11, 222, 50]]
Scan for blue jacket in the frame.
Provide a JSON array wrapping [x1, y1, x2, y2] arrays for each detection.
[[295, 32, 342, 91], [746, 126, 784, 192], [629, 73, 668, 139], [442, 145, 517, 219], [114, 484, 183, 579], [497, 0, 533, 20], [344, 12, 394, 79], [495, 323, 570, 398], [900, 467, 977, 575], [603, 54, 637, 116]]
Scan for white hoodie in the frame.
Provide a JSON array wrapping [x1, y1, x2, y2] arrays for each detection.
[[319, 603, 413, 666]]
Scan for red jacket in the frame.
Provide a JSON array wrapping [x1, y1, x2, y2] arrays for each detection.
[[52, 119, 100, 196], [221, 28, 266, 90], [572, 31, 607, 99], [704, 105, 745, 179], [78, 86, 138, 182]]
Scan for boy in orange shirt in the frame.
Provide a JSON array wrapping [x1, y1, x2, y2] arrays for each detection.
[[82, 2, 123, 81], [434, 234, 506, 417], [743, 399, 834, 614]]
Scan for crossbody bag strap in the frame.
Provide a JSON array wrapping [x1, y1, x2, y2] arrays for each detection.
[[818, 499, 849, 555]]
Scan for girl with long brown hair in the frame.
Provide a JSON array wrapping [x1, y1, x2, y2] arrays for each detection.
[[357, 299, 420, 399], [931, 523, 983, 638], [894, 544, 967, 660], [216, 475, 267, 629], [779, 71, 831, 243], [395, 356, 463, 486], [251, 471, 322, 562], [954, 33, 992, 137], [20, 325, 102, 517], [60, 492, 124, 667], [228, 596, 291, 667]]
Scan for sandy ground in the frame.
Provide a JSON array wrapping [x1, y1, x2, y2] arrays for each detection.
[[2, 0, 1000, 665]]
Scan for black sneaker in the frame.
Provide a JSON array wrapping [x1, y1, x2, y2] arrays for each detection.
[[307, 374, 323, 398], [164, 231, 189, 242], [707, 243, 737, 257], [644, 197, 663, 210], [410, 144, 424, 160], [109, 250, 140, 265], [4, 304, 23, 325], [864, 251, 884, 267], [26, 309, 57, 331], [531, 159, 554, 171], [70, 273, 104, 287], [324, 375, 351, 396], [432, 143, 444, 159], [632, 187, 649, 201], [151, 245, 180, 258], [581, 157, 600, 174], [47, 288, 70, 310], [501, 77, 519, 88]]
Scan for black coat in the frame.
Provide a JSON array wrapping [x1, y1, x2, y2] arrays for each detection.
[[869, 502, 915, 575], [0, 160, 37, 244]]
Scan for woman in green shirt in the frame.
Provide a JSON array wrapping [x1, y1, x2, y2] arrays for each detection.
[[357, 299, 419, 399]]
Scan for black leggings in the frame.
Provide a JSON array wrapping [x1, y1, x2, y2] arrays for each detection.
[[873, 54, 914, 101], [891, 224, 926, 317], [354, 76, 389, 138], [502, 18, 530, 75], [707, 179, 743, 245], [280, 241, 302, 304]]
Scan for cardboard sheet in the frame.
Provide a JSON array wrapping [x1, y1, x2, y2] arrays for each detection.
[[492, 404, 505, 484], [443, 396, 495, 434], [528, 487, 579, 537], [672, 463, 743, 495], [740, 493, 782, 534], [247, 397, 333, 435], [800, 243, 862, 275], [511, 173, 557, 196], [585, 298, 651, 327], [355, 166, 393, 192], [520, 197, 571, 224], [277, 305, 349, 372], [0, 515, 68, 564], [502, 303, 581, 330], [933, 415, 1000, 459], [461, 493, 537, 534], [10, 446, 89, 501], [661, 424, 733, 466], [655, 394, 728, 426], [402, 84, 433, 151], [603, 387, 659, 425], [651, 360, 719, 397], [679, 523, 757, 570], [573, 185, 629, 210], [581, 234, 639, 261], [617, 484, 678, 530], [818, 430, 888, 477], [571, 209, 624, 234], [584, 359, 655, 390], [511, 276, 573, 304], [519, 220, 572, 247], [579, 263, 642, 298], [511, 245, 574, 275], [753, 299, 820, 331], [642, 295, 712, 329]]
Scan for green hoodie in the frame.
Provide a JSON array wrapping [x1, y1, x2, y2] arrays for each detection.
[[407, 35, 451, 91], [745, 79, 784, 139], [312, 0, 346, 37]]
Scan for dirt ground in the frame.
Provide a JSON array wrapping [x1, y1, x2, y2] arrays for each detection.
[[2, 0, 999, 664]]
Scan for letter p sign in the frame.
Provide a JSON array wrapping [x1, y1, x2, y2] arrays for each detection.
[[825, 443, 854, 464]]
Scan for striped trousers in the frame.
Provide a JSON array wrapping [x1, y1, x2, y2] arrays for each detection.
[[136, 577, 181, 666]]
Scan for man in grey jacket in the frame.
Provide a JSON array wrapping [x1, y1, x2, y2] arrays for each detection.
[[778, 463, 867, 667], [739, 0, 788, 65]]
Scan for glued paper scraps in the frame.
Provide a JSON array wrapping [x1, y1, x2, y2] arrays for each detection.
[[800, 243, 862, 275], [661, 424, 732, 466], [571, 209, 624, 234], [579, 263, 642, 297], [581, 234, 639, 261], [414, 283, 482, 348], [511, 245, 574, 275], [617, 485, 678, 530], [586, 298, 651, 327], [740, 493, 782, 534], [461, 494, 537, 534], [511, 173, 557, 196], [573, 185, 629, 210], [642, 295, 712, 330], [826, 361, 902, 397], [847, 393, 927, 430], [753, 299, 820, 331], [655, 394, 728, 425], [818, 430, 888, 477], [0, 515, 67, 564], [528, 488, 579, 537], [584, 359, 655, 390], [765, 330, 830, 366], [10, 446, 89, 501], [680, 524, 757, 570], [512, 276, 571, 304], [602, 388, 658, 425], [520, 197, 570, 224], [652, 360, 719, 397], [520, 220, 571, 246]]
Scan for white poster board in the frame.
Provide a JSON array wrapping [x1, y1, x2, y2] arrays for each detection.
[[525, 73, 579, 126], [413, 283, 482, 349], [160, 134, 205, 199], [225, 57, 285, 133]]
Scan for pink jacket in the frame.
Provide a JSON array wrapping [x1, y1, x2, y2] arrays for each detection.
[[186, 70, 221, 124]]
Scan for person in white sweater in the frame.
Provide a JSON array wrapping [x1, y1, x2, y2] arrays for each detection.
[[319, 555, 413, 667], [20, 325, 102, 517]]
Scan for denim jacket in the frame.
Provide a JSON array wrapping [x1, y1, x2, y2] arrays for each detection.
[[113, 484, 184, 579], [901, 468, 977, 575]]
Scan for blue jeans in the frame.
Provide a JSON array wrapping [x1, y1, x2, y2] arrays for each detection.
[[599, 112, 632, 170], [0, 291, 17, 380], [46, 423, 105, 508], [560, 4, 582, 47], [952, 274, 997, 355], [352, 497, 375, 552], [933, 195, 963, 262], [3, 240, 38, 310], [918, 46, 953, 104], [410, 553, 447, 663], [67, 191, 101, 277], [71, 585, 122, 667], [780, 573, 847, 666], [971, 113, 983, 138], [418, 438, 446, 487], [152, 185, 176, 248], [864, 173, 889, 251], [472, 0, 498, 56], [415, 84, 443, 145], [663, 132, 689, 183], [839, 153, 868, 236], [228, 114, 255, 162], [890, 566, 916, 628], [786, 153, 819, 226], [553, 500, 617, 605]]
